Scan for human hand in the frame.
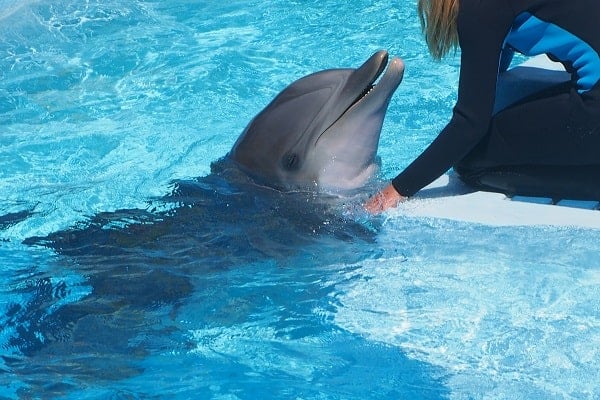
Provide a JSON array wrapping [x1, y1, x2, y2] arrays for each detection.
[[364, 183, 406, 214]]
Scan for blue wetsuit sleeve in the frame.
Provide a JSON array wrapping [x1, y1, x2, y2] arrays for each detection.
[[392, 0, 515, 197]]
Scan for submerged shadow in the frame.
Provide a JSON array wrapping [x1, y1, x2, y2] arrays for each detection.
[[3, 162, 391, 394]]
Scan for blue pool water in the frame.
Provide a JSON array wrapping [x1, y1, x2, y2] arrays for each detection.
[[1, 1, 599, 399]]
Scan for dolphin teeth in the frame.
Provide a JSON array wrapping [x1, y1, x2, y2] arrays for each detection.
[[355, 84, 375, 104]]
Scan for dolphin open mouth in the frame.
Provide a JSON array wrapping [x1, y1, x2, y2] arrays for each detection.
[[320, 51, 403, 138], [349, 52, 389, 108]]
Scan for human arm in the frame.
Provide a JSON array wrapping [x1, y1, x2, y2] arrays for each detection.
[[387, 0, 516, 200]]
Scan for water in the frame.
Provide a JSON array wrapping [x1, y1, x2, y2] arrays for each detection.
[[0, 1, 599, 399]]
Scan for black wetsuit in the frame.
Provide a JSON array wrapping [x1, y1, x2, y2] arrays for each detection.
[[392, 0, 600, 200]]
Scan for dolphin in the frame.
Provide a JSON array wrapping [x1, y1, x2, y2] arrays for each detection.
[[11, 51, 405, 388], [226, 50, 404, 193]]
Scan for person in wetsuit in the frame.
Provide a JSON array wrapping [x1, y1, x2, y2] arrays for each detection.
[[365, 0, 600, 213]]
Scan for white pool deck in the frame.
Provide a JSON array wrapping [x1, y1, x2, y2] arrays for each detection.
[[396, 173, 600, 228]]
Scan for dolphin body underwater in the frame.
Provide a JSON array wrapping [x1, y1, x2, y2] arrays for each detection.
[[4, 51, 406, 388]]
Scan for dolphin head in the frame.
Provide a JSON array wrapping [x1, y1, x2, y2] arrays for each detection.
[[227, 50, 404, 193]]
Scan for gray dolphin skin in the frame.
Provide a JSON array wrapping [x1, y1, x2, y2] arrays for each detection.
[[227, 50, 405, 193]]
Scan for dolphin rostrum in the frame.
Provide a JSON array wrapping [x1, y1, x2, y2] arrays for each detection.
[[225, 50, 404, 193]]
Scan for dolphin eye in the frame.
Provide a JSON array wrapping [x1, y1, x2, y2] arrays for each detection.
[[282, 152, 300, 171]]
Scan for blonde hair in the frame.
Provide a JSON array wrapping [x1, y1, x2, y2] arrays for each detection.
[[417, 0, 460, 60]]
